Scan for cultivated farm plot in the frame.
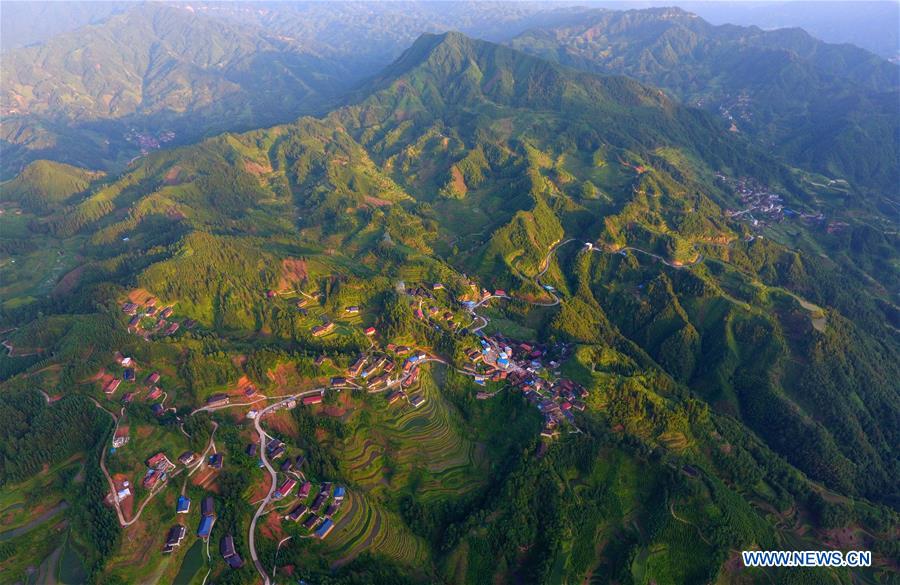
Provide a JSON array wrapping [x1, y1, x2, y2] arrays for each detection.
[[324, 491, 430, 570], [331, 374, 484, 501]]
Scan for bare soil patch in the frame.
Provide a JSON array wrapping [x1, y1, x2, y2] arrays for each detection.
[[243, 160, 273, 176]]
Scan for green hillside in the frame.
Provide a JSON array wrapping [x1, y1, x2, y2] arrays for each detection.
[[0, 159, 102, 212]]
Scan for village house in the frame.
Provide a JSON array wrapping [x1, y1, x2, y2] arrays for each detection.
[[280, 459, 293, 473], [285, 504, 308, 522], [298, 481, 312, 498], [367, 373, 390, 391], [201, 496, 215, 518], [409, 394, 426, 408], [302, 393, 323, 406], [121, 392, 135, 404], [219, 535, 244, 569], [302, 515, 320, 530], [333, 486, 346, 501], [142, 468, 164, 489], [112, 428, 129, 448], [160, 307, 174, 319], [314, 518, 335, 539], [176, 495, 191, 514], [324, 503, 340, 517], [163, 322, 179, 336], [206, 393, 229, 408], [197, 514, 214, 539], [345, 306, 360, 314], [145, 372, 161, 385], [151, 403, 164, 417], [386, 390, 405, 405], [162, 525, 186, 554], [402, 368, 419, 388], [147, 386, 163, 400], [104, 378, 122, 394], [208, 453, 224, 469], [348, 355, 367, 377], [310, 493, 328, 513], [122, 302, 138, 315], [364, 326, 376, 336], [311, 322, 335, 337], [147, 453, 175, 471], [115, 485, 131, 503], [275, 478, 297, 499], [330, 376, 347, 387]]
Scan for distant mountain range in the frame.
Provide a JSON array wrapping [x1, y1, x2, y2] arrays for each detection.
[[510, 6, 900, 195]]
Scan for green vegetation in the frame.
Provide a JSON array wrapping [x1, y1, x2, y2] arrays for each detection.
[[0, 25, 896, 585]]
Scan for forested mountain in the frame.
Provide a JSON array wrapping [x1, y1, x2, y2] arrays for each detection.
[[0, 3, 354, 177], [0, 1, 585, 180], [0, 160, 103, 213], [1, 31, 897, 584], [509, 7, 900, 194]]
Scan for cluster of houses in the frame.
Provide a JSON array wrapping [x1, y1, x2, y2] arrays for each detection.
[[328, 348, 427, 407], [122, 297, 191, 339], [142, 452, 175, 489], [164, 495, 244, 570], [461, 330, 585, 437], [257, 436, 343, 539], [102, 350, 168, 420], [719, 174, 824, 230], [311, 316, 375, 338], [282, 482, 345, 539]]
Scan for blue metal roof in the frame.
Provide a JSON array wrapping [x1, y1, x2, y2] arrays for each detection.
[[197, 515, 214, 537], [314, 519, 334, 538]]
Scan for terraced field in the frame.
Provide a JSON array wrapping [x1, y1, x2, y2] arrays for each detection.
[[330, 370, 484, 501], [325, 491, 430, 569]]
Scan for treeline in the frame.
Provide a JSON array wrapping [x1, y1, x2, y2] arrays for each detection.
[[0, 390, 107, 485], [74, 438, 120, 583], [292, 405, 346, 480]]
